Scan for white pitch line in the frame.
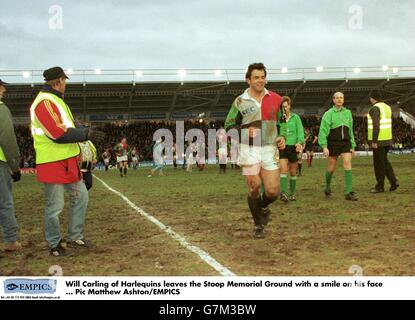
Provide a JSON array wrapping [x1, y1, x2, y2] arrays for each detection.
[[94, 175, 236, 277]]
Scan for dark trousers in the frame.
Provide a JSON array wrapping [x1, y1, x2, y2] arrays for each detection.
[[82, 171, 93, 191], [373, 146, 397, 189], [219, 164, 226, 174]]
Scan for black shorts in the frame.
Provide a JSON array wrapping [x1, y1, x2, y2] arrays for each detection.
[[279, 145, 299, 163], [327, 141, 352, 157], [305, 143, 315, 152]]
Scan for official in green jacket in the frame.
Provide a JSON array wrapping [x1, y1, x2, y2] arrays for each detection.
[[278, 96, 304, 201], [368, 90, 398, 193], [318, 92, 357, 201]]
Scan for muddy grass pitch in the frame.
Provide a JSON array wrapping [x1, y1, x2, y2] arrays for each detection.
[[1, 154, 414, 276]]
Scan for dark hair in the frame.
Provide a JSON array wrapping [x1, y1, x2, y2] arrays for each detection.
[[369, 89, 382, 101], [245, 62, 267, 79]]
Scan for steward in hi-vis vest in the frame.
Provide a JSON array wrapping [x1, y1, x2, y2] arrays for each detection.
[[30, 66, 105, 257], [368, 90, 398, 193], [368, 102, 392, 143], [30, 91, 80, 164]]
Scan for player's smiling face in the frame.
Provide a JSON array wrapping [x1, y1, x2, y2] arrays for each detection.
[[247, 69, 266, 94]]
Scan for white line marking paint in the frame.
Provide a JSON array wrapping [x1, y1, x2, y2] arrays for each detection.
[[94, 175, 236, 276]]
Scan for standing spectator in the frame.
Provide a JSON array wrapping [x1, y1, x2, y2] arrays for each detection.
[[0, 79, 22, 252], [102, 149, 111, 171], [30, 67, 105, 256], [172, 143, 178, 169], [148, 137, 165, 177], [304, 127, 318, 167], [186, 139, 196, 173], [131, 147, 139, 169], [217, 127, 228, 174], [368, 90, 398, 192]]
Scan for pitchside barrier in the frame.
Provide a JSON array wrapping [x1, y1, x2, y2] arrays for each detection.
[[92, 149, 415, 170], [19, 149, 415, 173]]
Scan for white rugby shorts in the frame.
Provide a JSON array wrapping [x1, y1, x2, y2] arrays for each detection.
[[240, 144, 279, 175], [117, 155, 128, 162]]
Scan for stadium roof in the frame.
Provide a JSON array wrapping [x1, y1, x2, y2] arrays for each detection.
[[2, 67, 415, 121]]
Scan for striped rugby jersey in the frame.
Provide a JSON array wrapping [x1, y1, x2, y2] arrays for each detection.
[[224, 88, 285, 146]]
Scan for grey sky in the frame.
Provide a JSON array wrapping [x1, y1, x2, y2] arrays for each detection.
[[1, 0, 414, 70]]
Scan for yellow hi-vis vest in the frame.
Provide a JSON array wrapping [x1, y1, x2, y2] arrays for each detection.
[[0, 102, 7, 162], [367, 102, 392, 141], [30, 92, 80, 164], [0, 147, 5, 162]]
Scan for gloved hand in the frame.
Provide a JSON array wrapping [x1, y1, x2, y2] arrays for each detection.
[[87, 128, 106, 143], [11, 170, 21, 182]]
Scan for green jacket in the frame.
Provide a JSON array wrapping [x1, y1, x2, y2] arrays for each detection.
[[0, 101, 21, 172], [318, 106, 356, 149], [282, 113, 304, 146]]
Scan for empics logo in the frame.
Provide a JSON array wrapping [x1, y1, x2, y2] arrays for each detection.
[[6, 283, 19, 291], [4, 279, 57, 294]]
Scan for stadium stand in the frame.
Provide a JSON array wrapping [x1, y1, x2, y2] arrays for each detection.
[[2, 68, 415, 166]]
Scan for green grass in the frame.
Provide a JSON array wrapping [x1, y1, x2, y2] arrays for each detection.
[[1, 154, 414, 276]]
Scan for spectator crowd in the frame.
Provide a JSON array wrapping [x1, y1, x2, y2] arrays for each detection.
[[14, 116, 415, 168]]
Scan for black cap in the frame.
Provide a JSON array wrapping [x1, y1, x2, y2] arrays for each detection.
[[0, 78, 8, 86], [369, 89, 383, 101], [43, 66, 69, 81]]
